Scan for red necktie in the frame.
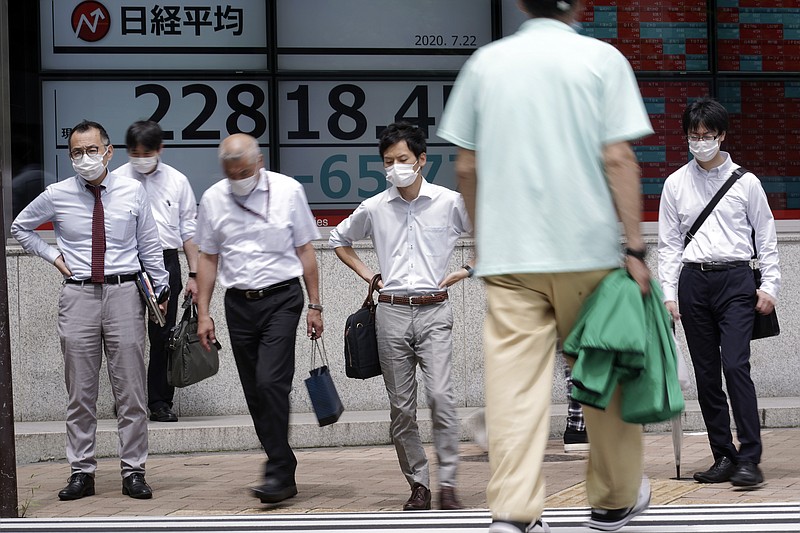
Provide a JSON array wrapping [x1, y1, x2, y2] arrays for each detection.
[[87, 185, 105, 283]]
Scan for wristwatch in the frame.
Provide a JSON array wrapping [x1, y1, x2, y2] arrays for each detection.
[[188, 272, 197, 278], [308, 303, 324, 312], [624, 247, 647, 261], [462, 265, 475, 278]]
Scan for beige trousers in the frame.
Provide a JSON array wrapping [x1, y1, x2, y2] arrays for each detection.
[[483, 271, 643, 523]]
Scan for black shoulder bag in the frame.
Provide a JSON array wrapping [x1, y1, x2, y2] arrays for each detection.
[[683, 167, 779, 340]]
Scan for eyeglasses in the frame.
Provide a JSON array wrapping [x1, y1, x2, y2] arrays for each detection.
[[686, 133, 721, 142], [69, 145, 106, 161]]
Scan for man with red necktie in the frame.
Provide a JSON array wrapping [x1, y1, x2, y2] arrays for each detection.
[[11, 120, 169, 502]]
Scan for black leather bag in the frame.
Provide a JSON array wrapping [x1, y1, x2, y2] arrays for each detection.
[[304, 338, 344, 426], [343, 274, 382, 379], [167, 295, 221, 387], [751, 268, 780, 340]]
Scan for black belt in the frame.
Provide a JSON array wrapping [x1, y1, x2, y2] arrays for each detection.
[[163, 249, 179, 259], [683, 261, 750, 271], [229, 278, 299, 300], [377, 292, 448, 306], [65, 273, 138, 285]]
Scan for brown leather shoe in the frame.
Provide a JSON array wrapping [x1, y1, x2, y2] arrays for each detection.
[[403, 482, 431, 511], [439, 486, 463, 510]]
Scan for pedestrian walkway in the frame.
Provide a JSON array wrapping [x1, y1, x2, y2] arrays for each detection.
[[9, 429, 800, 520], [4, 504, 800, 532]]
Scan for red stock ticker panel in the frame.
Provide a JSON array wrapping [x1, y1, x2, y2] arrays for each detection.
[[581, 0, 709, 72]]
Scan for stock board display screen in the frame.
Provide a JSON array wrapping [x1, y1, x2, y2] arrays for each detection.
[[277, 80, 457, 227], [634, 79, 800, 221], [501, 0, 709, 72], [29, 0, 800, 225], [718, 80, 800, 218], [718, 0, 800, 72], [582, 0, 709, 72], [276, 0, 491, 71]]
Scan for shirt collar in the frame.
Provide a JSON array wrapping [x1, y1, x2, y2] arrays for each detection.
[[691, 151, 733, 179], [519, 17, 576, 35], [148, 160, 164, 178], [386, 177, 433, 203], [255, 167, 269, 191]]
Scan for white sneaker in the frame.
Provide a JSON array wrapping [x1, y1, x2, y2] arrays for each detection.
[[585, 477, 651, 531]]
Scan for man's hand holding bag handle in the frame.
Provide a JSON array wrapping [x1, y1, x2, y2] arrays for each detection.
[[343, 273, 382, 379]]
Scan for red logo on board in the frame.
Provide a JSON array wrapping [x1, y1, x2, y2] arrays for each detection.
[[71, 1, 111, 42]]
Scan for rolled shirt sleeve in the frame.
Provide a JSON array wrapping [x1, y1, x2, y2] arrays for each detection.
[[328, 202, 372, 248]]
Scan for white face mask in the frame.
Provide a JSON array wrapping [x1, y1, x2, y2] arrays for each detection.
[[129, 155, 159, 175], [385, 161, 419, 188], [229, 173, 258, 196], [72, 148, 108, 182], [688, 139, 720, 163]]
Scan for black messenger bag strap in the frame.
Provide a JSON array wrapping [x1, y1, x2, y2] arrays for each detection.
[[683, 167, 749, 248]]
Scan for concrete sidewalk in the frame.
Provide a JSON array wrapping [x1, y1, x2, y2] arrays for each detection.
[[13, 428, 800, 519]]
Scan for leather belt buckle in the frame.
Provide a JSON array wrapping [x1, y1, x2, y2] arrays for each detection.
[[408, 296, 422, 306], [244, 289, 263, 300], [700, 263, 713, 271]]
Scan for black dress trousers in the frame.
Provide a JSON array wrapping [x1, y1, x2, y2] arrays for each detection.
[[224, 280, 303, 484], [678, 264, 762, 463], [147, 250, 183, 411]]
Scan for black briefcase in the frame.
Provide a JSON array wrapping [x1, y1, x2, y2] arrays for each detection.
[[751, 267, 780, 340], [343, 274, 382, 379]]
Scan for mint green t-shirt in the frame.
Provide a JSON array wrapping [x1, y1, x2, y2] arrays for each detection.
[[438, 18, 653, 276]]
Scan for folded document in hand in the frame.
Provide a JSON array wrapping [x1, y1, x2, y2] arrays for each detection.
[[135, 271, 165, 327]]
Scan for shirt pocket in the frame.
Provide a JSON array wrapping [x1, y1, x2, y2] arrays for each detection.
[[420, 225, 448, 256], [166, 203, 181, 230], [107, 211, 135, 243]]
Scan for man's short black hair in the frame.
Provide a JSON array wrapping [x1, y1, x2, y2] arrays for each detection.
[[520, 0, 575, 18], [125, 120, 164, 151], [68, 120, 110, 148], [682, 97, 729, 135], [378, 122, 426, 158]]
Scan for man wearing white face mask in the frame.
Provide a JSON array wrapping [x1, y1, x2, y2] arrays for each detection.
[[195, 133, 322, 505], [115, 120, 199, 424], [11, 120, 169, 501], [658, 97, 780, 488], [329, 122, 473, 512]]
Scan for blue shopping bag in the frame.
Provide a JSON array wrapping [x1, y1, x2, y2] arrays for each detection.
[[304, 338, 344, 427]]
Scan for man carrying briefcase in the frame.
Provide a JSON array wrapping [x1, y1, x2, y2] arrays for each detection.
[[329, 122, 473, 512]]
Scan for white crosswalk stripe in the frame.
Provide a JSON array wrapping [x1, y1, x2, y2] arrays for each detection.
[[2, 504, 799, 532]]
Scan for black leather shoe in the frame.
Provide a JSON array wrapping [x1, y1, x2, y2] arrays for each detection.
[[58, 473, 95, 501], [403, 482, 431, 511], [149, 407, 178, 422], [252, 479, 298, 504], [693, 457, 736, 483], [122, 473, 153, 499], [730, 461, 764, 487]]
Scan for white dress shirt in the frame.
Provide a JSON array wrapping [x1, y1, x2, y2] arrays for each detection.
[[658, 152, 780, 301], [114, 160, 198, 250], [195, 168, 320, 289], [11, 172, 169, 292], [328, 179, 473, 294]]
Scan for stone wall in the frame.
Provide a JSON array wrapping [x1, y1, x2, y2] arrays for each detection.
[[8, 237, 800, 422]]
